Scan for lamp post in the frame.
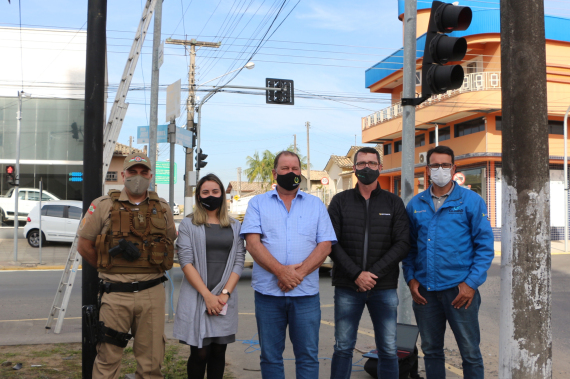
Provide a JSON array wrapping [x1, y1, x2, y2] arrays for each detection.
[[14, 90, 31, 262]]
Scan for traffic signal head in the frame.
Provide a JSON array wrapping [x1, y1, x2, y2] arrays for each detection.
[[5, 165, 15, 186], [195, 149, 208, 170], [421, 1, 472, 97]]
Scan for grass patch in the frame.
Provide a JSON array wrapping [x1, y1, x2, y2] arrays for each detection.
[[0, 340, 234, 379]]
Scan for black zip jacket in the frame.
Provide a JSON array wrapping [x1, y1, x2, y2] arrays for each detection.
[[328, 183, 410, 290]]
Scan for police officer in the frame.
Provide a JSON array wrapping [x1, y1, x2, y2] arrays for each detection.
[[77, 153, 177, 379]]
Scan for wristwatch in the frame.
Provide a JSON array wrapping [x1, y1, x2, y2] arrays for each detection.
[[222, 289, 231, 298]]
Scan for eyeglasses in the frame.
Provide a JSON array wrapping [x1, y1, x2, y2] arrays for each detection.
[[355, 161, 379, 169], [427, 163, 453, 170]]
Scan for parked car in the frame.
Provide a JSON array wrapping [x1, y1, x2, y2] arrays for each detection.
[[24, 200, 83, 247], [0, 188, 59, 222], [173, 202, 180, 216]]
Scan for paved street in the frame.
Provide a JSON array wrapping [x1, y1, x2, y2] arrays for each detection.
[[1, 255, 570, 377]]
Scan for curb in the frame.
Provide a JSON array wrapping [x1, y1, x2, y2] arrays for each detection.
[[0, 263, 182, 271]]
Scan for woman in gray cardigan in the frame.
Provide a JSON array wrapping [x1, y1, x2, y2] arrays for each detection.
[[173, 174, 245, 379]]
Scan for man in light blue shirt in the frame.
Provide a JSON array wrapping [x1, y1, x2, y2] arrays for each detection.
[[241, 150, 337, 379]]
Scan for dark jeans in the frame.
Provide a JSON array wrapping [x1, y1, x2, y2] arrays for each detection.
[[254, 291, 321, 379], [413, 285, 484, 379], [331, 286, 399, 379]]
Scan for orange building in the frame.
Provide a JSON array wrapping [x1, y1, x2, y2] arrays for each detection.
[[362, 0, 570, 239]]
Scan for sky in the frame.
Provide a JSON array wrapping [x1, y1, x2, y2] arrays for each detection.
[[1, 0, 569, 204]]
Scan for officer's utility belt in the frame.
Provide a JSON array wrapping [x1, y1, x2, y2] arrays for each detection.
[[99, 276, 168, 294]]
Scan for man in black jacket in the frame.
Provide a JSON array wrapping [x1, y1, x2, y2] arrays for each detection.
[[328, 147, 410, 379]]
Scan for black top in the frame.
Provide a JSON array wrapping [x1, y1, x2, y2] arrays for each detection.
[[205, 224, 234, 291], [328, 183, 410, 290]]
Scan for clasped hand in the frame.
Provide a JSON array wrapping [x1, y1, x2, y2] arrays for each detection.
[[277, 263, 304, 292], [355, 271, 378, 292], [205, 293, 227, 316]]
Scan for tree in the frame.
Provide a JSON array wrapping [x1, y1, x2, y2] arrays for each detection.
[[245, 150, 275, 189]]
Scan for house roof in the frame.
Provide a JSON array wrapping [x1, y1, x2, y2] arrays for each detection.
[[301, 170, 329, 181], [226, 181, 266, 194], [113, 142, 145, 156]]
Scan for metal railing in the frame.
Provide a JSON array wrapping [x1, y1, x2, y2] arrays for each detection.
[[362, 71, 502, 130]]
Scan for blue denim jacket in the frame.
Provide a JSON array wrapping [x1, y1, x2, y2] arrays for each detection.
[[403, 184, 494, 291]]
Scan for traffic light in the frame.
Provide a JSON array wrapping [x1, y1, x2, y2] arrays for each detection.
[[421, 1, 472, 97], [6, 165, 15, 186], [70, 122, 79, 140], [266, 79, 294, 105], [195, 149, 208, 170]]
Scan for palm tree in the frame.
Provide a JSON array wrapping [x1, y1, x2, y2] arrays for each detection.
[[245, 150, 275, 189]]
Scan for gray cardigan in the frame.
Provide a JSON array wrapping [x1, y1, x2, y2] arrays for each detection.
[[173, 216, 245, 348]]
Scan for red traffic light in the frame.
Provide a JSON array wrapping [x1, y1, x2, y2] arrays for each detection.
[[6, 165, 14, 175]]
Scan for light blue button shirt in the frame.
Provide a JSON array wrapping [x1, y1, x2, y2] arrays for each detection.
[[240, 189, 337, 297]]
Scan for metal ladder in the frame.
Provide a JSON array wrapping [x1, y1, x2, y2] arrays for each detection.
[[45, 0, 158, 333]]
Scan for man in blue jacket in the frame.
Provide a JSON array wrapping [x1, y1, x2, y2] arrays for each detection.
[[403, 145, 494, 379]]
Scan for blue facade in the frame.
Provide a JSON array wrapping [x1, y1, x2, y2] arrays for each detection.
[[367, 2, 570, 88]]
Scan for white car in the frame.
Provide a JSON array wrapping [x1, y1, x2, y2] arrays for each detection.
[[0, 187, 59, 222], [24, 200, 83, 247], [173, 202, 180, 216]]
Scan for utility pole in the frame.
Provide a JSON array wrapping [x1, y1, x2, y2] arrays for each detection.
[[129, 135, 133, 153], [293, 134, 297, 154], [165, 38, 220, 214], [82, 0, 107, 377], [148, 0, 162, 191], [499, 1, 551, 378], [306, 122, 311, 192], [237, 167, 242, 197], [398, 0, 417, 324]]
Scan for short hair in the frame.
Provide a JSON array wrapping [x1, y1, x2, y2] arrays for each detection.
[[353, 147, 381, 165], [274, 151, 301, 170], [427, 145, 455, 164]]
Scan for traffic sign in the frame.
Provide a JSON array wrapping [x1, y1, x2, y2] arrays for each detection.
[[454, 172, 466, 185], [137, 125, 168, 144], [321, 177, 329, 185], [271, 183, 277, 190], [155, 161, 177, 184], [166, 79, 181, 122], [176, 127, 194, 148]]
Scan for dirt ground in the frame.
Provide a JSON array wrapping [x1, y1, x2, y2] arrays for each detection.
[[0, 340, 235, 379]]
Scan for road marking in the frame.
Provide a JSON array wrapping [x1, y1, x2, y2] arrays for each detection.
[[0, 317, 81, 323], [321, 304, 334, 308]]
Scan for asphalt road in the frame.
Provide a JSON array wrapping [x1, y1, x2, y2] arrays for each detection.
[[1, 256, 569, 378]]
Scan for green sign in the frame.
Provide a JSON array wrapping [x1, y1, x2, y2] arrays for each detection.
[[155, 161, 177, 184]]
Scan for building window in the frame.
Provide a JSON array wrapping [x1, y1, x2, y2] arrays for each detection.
[[106, 171, 118, 182], [394, 140, 403, 153], [454, 117, 485, 138], [496, 116, 502, 131], [549, 120, 564, 135], [429, 126, 451, 144], [384, 143, 392, 156], [415, 134, 425, 148]]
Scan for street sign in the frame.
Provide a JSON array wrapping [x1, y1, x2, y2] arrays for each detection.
[[266, 78, 294, 105], [166, 79, 181, 122], [176, 127, 194, 148], [454, 172, 466, 185], [155, 161, 177, 184], [137, 125, 168, 144], [271, 183, 277, 190], [321, 177, 329, 185]]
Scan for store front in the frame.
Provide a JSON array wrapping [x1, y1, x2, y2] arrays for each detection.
[[0, 97, 84, 200]]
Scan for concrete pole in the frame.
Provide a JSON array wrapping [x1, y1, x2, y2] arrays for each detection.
[[148, 0, 161, 191], [185, 45, 196, 214], [397, 0, 417, 325], [499, 0, 552, 377], [14, 91, 22, 262], [306, 122, 311, 192], [564, 107, 570, 253], [237, 167, 242, 197]]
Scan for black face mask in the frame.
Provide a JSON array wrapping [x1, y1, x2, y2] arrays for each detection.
[[276, 171, 301, 191], [200, 195, 224, 211], [355, 167, 380, 185]]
